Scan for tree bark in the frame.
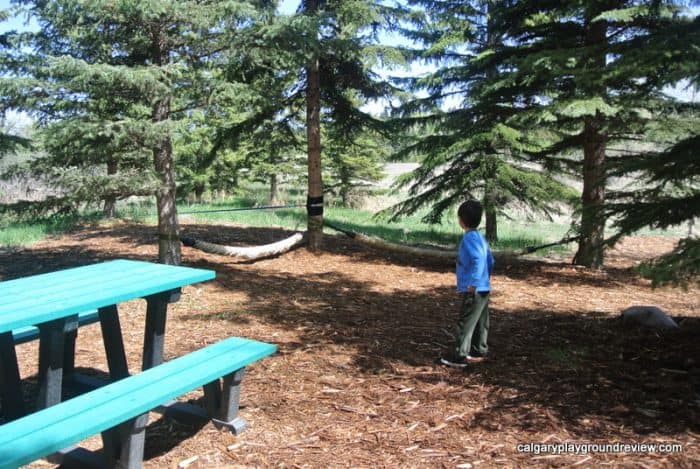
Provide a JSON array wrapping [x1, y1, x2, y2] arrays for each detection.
[[573, 15, 608, 268], [102, 158, 117, 218], [152, 27, 181, 265], [340, 167, 350, 207], [484, 191, 498, 243], [305, 0, 323, 251], [483, 2, 498, 243], [269, 173, 279, 205], [194, 185, 204, 204]]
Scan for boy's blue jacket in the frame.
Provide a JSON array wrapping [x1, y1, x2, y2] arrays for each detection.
[[456, 230, 494, 292]]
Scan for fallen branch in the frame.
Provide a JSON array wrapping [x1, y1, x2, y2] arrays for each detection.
[[181, 232, 305, 260]]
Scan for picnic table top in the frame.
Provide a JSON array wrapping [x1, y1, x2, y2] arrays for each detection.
[[0, 259, 216, 334]]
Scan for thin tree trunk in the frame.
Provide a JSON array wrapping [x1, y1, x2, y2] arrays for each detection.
[[269, 173, 279, 205], [483, 1, 498, 243], [484, 191, 498, 242], [574, 16, 607, 268], [305, 0, 323, 251], [194, 185, 204, 204], [103, 158, 117, 218], [340, 167, 350, 207], [152, 27, 181, 265]]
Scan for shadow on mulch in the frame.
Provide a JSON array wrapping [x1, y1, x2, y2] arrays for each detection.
[[2, 224, 698, 448]]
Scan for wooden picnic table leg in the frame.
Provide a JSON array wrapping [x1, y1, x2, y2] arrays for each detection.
[[142, 289, 179, 370], [36, 315, 79, 410], [0, 331, 25, 421]]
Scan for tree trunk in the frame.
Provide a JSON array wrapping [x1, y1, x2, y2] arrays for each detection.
[[269, 173, 279, 205], [152, 28, 181, 265], [102, 158, 117, 218], [340, 167, 350, 207], [573, 16, 607, 268], [573, 113, 606, 268], [484, 194, 498, 243], [305, 0, 323, 251], [483, 2, 498, 243], [194, 185, 204, 204]]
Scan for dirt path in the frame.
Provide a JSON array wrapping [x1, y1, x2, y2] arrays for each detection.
[[3, 223, 698, 468]]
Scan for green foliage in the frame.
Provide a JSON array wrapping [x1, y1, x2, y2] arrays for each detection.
[[210, 0, 403, 211], [637, 238, 699, 290], [607, 129, 700, 288], [5, 0, 275, 221], [480, 0, 697, 266], [323, 126, 386, 206], [390, 0, 578, 237]]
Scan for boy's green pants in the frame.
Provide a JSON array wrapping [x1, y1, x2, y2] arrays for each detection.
[[455, 291, 490, 358]]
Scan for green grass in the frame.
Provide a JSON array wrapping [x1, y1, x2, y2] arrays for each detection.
[[136, 196, 573, 254], [0, 190, 573, 253], [2, 183, 684, 254], [0, 214, 94, 247]]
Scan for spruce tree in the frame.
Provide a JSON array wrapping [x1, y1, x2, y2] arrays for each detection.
[[604, 12, 699, 287], [324, 125, 386, 206], [496, 0, 695, 267], [0, 8, 29, 158], [214, 0, 401, 250], [242, 119, 304, 204], [12, 0, 273, 264], [302, 0, 401, 249], [392, 0, 577, 242]]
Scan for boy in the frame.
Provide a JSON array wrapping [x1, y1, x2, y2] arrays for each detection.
[[441, 200, 494, 368]]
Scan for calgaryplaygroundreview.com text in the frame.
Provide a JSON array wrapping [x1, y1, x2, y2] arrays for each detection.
[[517, 441, 683, 456]]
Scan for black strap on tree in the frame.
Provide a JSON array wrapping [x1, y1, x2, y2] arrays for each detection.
[[158, 233, 182, 241], [306, 196, 324, 217]]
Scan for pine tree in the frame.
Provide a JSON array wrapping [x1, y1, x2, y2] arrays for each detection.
[[604, 12, 699, 287], [214, 0, 401, 250], [495, 0, 695, 267], [12, 0, 273, 264], [0, 8, 30, 158], [324, 125, 386, 206], [302, 0, 401, 249], [391, 0, 577, 242], [242, 119, 304, 204]]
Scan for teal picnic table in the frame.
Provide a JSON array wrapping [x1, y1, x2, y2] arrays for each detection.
[[0, 259, 215, 421]]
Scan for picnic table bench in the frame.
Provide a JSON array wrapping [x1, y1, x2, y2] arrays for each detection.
[[0, 260, 276, 468], [0, 336, 275, 469]]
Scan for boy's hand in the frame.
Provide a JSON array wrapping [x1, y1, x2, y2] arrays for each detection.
[[467, 286, 476, 294]]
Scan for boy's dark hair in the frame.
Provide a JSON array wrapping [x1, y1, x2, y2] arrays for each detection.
[[458, 200, 483, 228]]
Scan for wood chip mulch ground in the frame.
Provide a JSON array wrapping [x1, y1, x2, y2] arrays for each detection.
[[2, 222, 698, 468]]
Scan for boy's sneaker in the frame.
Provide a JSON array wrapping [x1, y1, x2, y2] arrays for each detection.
[[466, 354, 487, 363], [440, 355, 469, 368], [467, 350, 489, 361]]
